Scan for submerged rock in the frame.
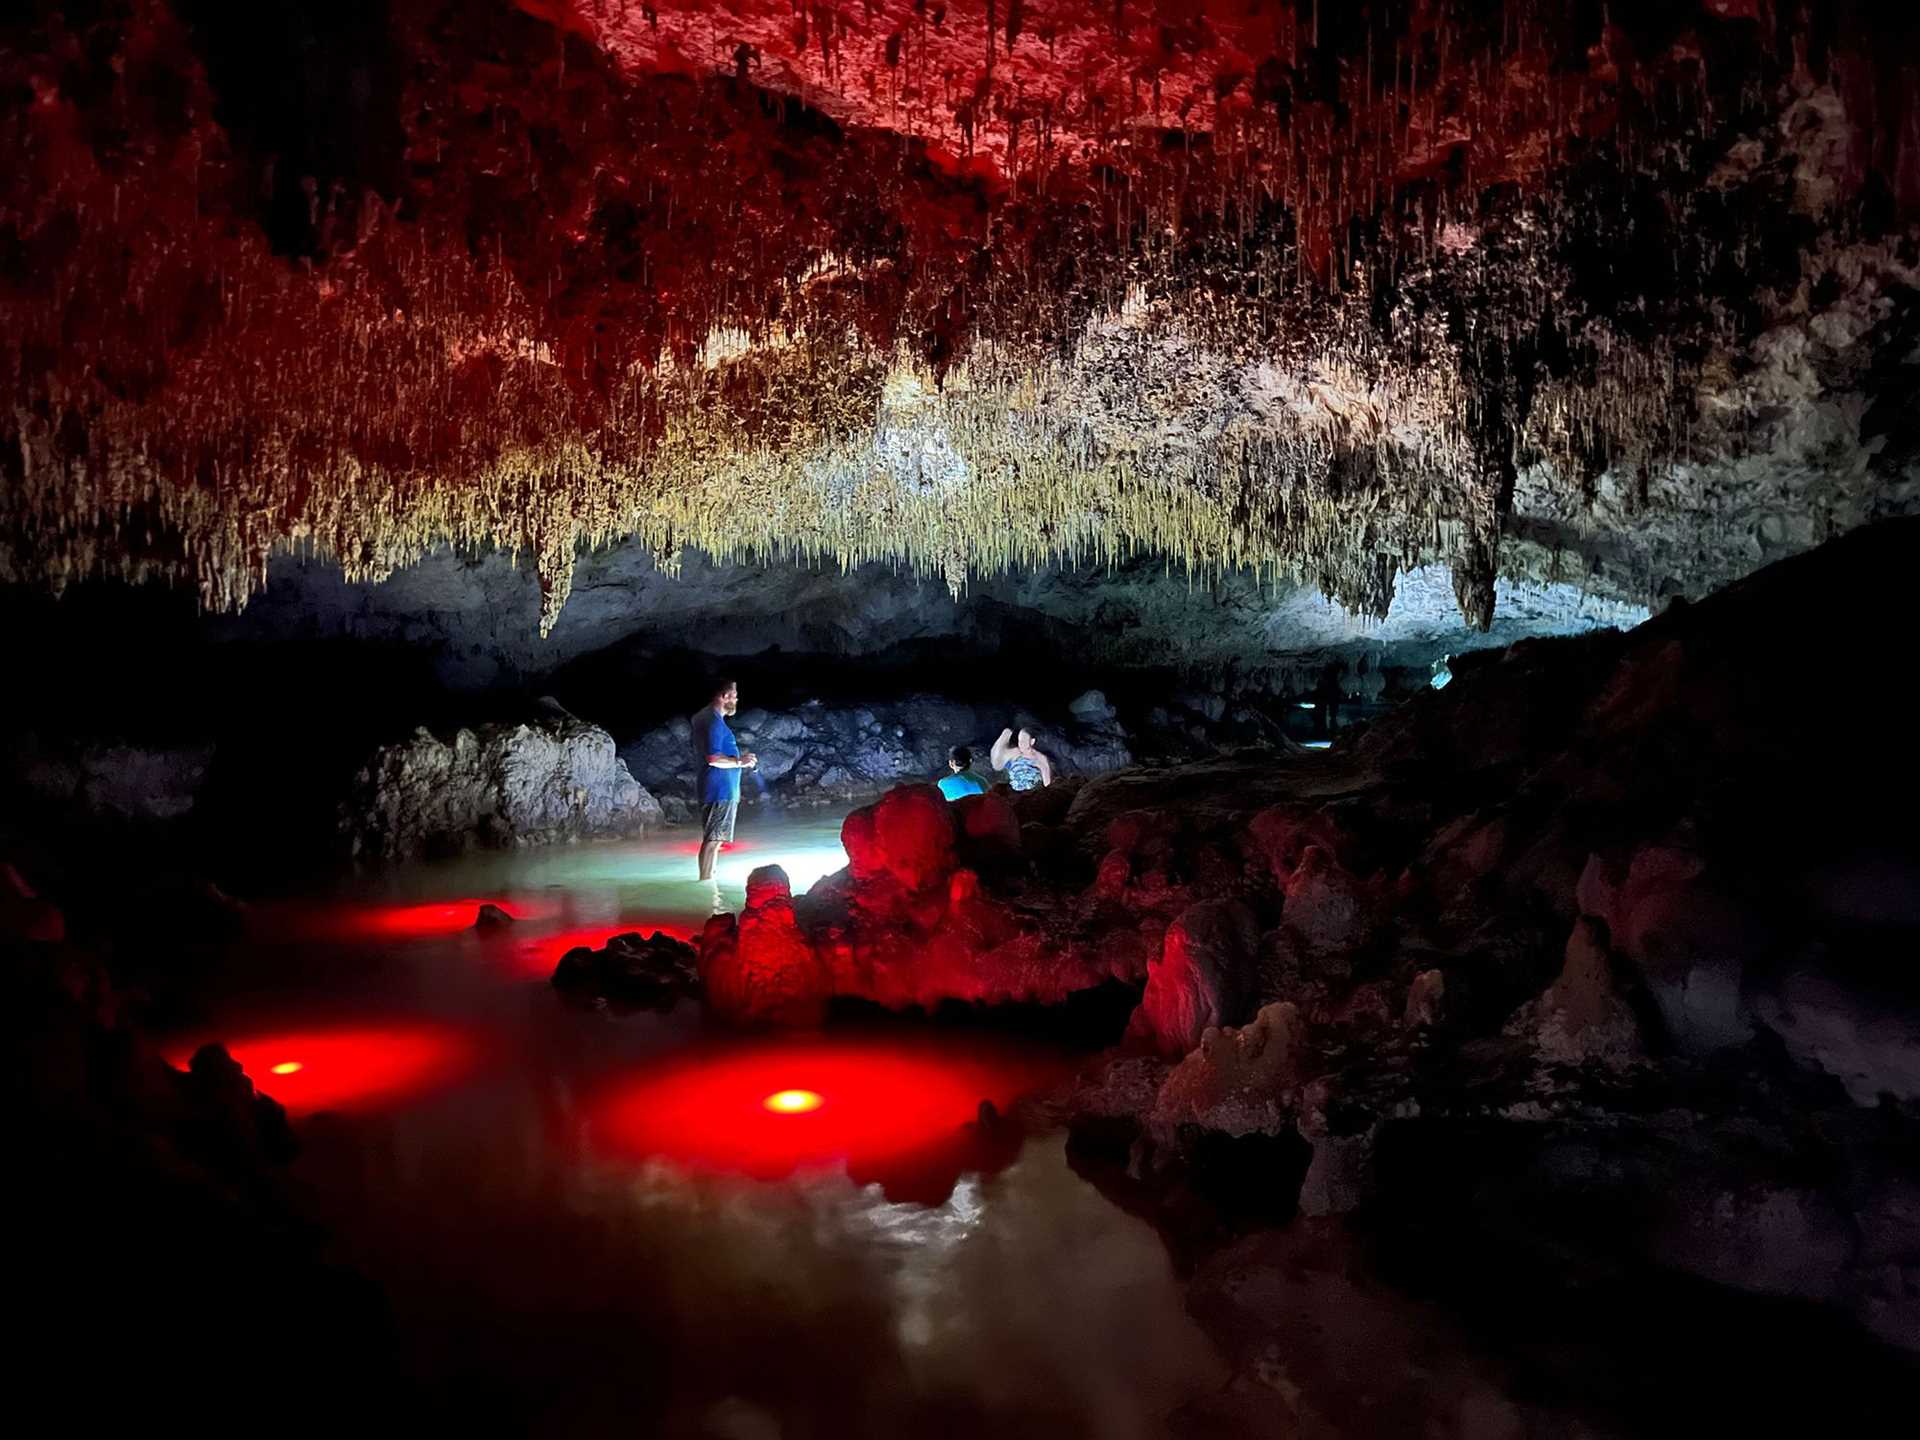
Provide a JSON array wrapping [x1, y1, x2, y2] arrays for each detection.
[[551, 930, 700, 1010], [474, 902, 516, 929], [340, 700, 662, 860]]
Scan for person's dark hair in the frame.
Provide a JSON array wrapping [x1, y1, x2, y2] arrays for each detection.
[[949, 745, 973, 770], [710, 678, 738, 702]]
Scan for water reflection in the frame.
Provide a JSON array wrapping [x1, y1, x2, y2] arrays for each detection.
[[154, 814, 1228, 1433], [584, 1034, 1052, 1203]]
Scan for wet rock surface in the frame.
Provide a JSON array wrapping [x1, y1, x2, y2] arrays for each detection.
[[339, 700, 663, 860], [550, 929, 701, 1011], [1061, 520, 1920, 1355]]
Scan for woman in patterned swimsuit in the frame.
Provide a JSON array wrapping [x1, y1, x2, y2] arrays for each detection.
[[991, 727, 1054, 790]]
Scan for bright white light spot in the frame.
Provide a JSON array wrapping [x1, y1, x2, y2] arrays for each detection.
[[270, 1061, 303, 1075], [1303, 740, 1332, 750], [717, 841, 848, 895], [764, 1089, 823, 1114], [1296, 701, 1317, 709]]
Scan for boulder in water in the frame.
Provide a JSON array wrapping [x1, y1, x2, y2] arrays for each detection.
[[551, 930, 700, 1009], [340, 700, 663, 860]]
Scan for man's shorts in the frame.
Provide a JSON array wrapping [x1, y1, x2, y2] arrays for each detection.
[[701, 798, 738, 845]]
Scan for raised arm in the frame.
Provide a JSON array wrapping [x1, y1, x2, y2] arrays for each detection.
[[988, 727, 1015, 771]]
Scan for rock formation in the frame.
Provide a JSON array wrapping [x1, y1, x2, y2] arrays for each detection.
[[551, 929, 701, 1010], [339, 700, 662, 859], [6, 925, 402, 1425], [700, 782, 1153, 1019], [623, 689, 1130, 817], [695, 519, 1920, 1352]]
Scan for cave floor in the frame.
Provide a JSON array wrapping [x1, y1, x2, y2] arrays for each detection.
[[134, 805, 1915, 1436], [151, 812, 1241, 1435]]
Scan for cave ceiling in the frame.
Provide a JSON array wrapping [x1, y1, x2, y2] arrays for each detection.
[[3, 0, 1918, 636]]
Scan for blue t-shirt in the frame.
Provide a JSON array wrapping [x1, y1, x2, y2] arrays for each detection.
[[693, 707, 740, 804], [938, 771, 988, 801]]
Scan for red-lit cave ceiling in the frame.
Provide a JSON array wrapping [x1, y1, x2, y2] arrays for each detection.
[[3, 0, 1917, 632]]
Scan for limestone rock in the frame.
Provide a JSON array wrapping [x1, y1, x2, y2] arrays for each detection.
[[1149, 1002, 1309, 1147], [1283, 846, 1378, 963], [1403, 969, 1447, 1030], [340, 701, 661, 860], [1505, 918, 1643, 1067], [1129, 899, 1262, 1055], [841, 784, 956, 893], [1578, 848, 1762, 1055], [700, 865, 832, 1025]]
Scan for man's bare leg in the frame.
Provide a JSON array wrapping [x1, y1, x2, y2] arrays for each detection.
[[698, 839, 720, 882]]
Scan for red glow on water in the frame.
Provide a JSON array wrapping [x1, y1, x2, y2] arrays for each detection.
[[170, 1024, 476, 1114], [351, 898, 553, 939], [586, 1038, 1063, 1200]]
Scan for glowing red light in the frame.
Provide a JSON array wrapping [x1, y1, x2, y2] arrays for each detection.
[[585, 1038, 1064, 1199], [763, 1088, 823, 1114], [292, 896, 561, 941], [169, 1024, 476, 1113]]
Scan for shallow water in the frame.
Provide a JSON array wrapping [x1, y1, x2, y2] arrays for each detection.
[[159, 813, 1229, 1436]]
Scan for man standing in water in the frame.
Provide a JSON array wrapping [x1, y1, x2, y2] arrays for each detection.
[[691, 679, 756, 882]]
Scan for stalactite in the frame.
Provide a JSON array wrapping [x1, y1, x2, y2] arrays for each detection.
[[1, 0, 1911, 631]]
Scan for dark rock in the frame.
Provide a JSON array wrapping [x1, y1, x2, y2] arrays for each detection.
[[621, 692, 1133, 815], [1748, 961, 1920, 1106], [550, 929, 700, 1009], [11, 733, 214, 822], [1282, 846, 1378, 964], [474, 902, 516, 929], [1, 862, 65, 942], [1578, 848, 1763, 1055]]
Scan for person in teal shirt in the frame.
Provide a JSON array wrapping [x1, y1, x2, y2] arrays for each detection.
[[937, 745, 988, 801]]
